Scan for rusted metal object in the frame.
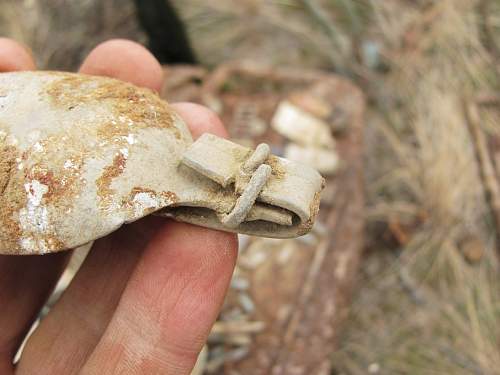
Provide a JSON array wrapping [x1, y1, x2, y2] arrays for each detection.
[[0, 71, 324, 255]]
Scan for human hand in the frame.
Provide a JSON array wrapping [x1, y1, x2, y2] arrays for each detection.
[[0, 38, 238, 375]]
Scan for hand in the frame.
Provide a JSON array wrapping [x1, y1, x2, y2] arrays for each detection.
[[0, 38, 238, 375]]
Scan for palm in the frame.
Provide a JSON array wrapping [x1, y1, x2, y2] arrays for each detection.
[[0, 38, 237, 375]]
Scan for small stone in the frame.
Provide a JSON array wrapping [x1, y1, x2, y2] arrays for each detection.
[[296, 232, 319, 247], [285, 143, 340, 175], [459, 235, 485, 263], [238, 292, 256, 313], [231, 276, 250, 291], [368, 363, 380, 374], [271, 101, 335, 148], [288, 92, 331, 119], [226, 347, 250, 362]]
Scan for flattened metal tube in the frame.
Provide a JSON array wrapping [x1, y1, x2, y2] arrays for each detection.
[[222, 164, 272, 228], [241, 143, 270, 173]]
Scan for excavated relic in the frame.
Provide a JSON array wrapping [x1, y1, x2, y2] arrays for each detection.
[[0, 72, 324, 255]]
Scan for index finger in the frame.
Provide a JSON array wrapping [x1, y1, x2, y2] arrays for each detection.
[[78, 39, 227, 139], [79, 39, 164, 92], [0, 38, 36, 72]]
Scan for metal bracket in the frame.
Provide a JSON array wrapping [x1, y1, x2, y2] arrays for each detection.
[[174, 133, 325, 237]]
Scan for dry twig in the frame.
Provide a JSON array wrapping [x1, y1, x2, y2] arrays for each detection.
[[464, 100, 500, 244]]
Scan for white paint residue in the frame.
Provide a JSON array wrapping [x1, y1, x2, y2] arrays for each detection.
[[64, 160, 77, 169], [25, 180, 48, 207], [0, 95, 9, 107], [123, 134, 136, 144], [133, 192, 158, 207], [20, 238, 49, 253], [33, 142, 44, 152], [19, 180, 51, 253], [120, 148, 129, 158], [19, 205, 49, 236], [20, 238, 36, 252], [132, 192, 159, 217], [6, 135, 18, 146]]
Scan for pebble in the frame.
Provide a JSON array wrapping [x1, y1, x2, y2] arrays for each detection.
[[238, 292, 256, 313]]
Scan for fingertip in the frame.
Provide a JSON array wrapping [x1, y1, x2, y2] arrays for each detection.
[[0, 38, 36, 72], [79, 39, 164, 92], [171, 102, 228, 139]]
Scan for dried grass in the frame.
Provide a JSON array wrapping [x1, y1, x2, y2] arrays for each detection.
[[332, 1, 500, 373], [170, 0, 370, 69]]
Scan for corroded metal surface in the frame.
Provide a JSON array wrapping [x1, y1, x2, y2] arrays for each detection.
[[0, 72, 324, 255], [0, 71, 190, 254]]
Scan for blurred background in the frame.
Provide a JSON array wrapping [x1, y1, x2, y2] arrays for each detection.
[[3, 0, 500, 374]]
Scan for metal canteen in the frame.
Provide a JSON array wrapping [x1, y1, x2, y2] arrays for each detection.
[[0, 72, 324, 255]]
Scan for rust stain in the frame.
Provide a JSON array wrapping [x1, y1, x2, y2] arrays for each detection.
[[45, 74, 180, 138], [0, 133, 79, 253], [298, 189, 323, 235], [96, 153, 127, 210], [40, 236, 66, 252], [23, 137, 86, 205], [0, 141, 25, 252], [97, 121, 130, 141], [161, 191, 179, 203], [1, 73, 188, 253], [266, 155, 286, 179], [26, 164, 82, 201], [0, 143, 16, 196]]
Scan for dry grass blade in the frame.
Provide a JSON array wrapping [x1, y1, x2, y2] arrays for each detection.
[[210, 321, 265, 335], [332, 1, 500, 373], [464, 100, 500, 243], [300, 0, 345, 71]]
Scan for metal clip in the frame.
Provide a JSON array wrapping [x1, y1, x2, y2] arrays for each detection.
[[175, 134, 325, 238], [222, 144, 271, 228]]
